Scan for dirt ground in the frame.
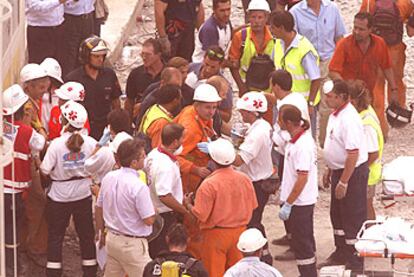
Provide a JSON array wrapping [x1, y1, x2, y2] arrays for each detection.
[[24, 0, 414, 276]]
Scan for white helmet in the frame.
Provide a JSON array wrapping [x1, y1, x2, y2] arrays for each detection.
[[236, 91, 268, 113], [323, 79, 334, 94], [60, 100, 88, 129], [40, 58, 63, 84], [247, 0, 271, 12], [109, 131, 133, 153], [2, 84, 29, 115], [193, 84, 222, 103], [237, 228, 267, 253], [208, 138, 236, 165], [20, 63, 48, 83], [55, 82, 86, 102]]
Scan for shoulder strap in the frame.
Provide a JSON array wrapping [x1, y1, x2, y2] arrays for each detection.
[[182, 258, 197, 273]]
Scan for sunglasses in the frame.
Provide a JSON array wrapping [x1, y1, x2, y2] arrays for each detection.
[[207, 49, 224, 61]]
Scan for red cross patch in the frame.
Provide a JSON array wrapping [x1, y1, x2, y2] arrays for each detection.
[[68, 111, 77, 121], [253, 100, 263, 109]]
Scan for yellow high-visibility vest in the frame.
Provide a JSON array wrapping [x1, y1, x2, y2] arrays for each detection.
[[139, 104, 172, 135]]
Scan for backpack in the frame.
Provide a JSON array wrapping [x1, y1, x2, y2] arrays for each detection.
[[371, 0, 403, 45], [152, 257, 197, 277]]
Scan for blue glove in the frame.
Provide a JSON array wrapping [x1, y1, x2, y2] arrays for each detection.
[[197, 142, 210, 154], [98, 128, 111, 146], [278, 202, 293, 221]]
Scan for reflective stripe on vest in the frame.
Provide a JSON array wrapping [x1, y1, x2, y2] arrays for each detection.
[[360, 106, 384, 185], [13, 151, 30, 161], [139, 105, 173, 135], [239, 27, 275, 79], [3, 180, 31, 189], [273, 35, 321, 104]]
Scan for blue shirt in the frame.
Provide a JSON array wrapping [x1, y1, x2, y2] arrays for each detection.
[[64, 0, 95, 15], [224, 257, 283, 277], [290, 0, 346, 61]]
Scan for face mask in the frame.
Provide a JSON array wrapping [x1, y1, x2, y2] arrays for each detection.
[[173, 145, 184, 156]]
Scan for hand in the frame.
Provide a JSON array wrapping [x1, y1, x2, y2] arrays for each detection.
[[159, 36, 171, 57], [90, 184, 100, 196], [98, 127, 111, 147], [183, 192, 194, 206], [197, 142, 210, 154], [278, 202, 292, 221], [95, 230, 106, 249], [194, 166, 211, 178], [335, 181, 348, 199], [323, 168, 331, 189], [238, 83, 248, 97]]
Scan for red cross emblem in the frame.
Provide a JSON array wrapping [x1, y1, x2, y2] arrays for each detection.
[[68, 111, 77, 121], [253, 100, 263, 109], [79, 90, 85, 100], [67, 87, 73, 92]]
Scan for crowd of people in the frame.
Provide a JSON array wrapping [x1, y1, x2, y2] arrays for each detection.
[[3, 0, 414, 276]]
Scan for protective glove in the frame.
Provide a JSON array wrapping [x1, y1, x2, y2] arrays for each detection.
[[197, 142, 210, 154], [278, 202, 293, 221], [98, 127, 111, 146]]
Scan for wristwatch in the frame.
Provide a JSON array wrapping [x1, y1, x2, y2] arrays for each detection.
[[308, 100, 316, 107]]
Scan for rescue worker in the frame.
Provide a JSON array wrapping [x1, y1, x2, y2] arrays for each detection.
[[232, 91, 274, 264], [40, 101, 97, 277], [145, 123, 189, 258], [270, 10, 321, 139], [138, 84, 182, 149], [278, 104, 318, 277], [184, 138, 258, 277], [65, 35, 121, 140], [173, 83, 221, 258], [320, 80, 369, 271], [224, 228, 283, 277], [228, 0, 275, 95], [2, 85, 46, 276], [348, 80, 383, 220], [48, 81, 89, 140]]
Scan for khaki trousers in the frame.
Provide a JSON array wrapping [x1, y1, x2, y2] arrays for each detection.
[[318, 59, 332, 148]]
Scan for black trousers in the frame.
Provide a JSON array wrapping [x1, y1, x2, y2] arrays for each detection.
[[288, 204, 317, 277], [27, 24, 64, 64], [148, 211, 178, 259], [46, 196, 96, 277], [61, 13, 95, 76], [169, 27, 195, 62], [248, 180, 271, 238], [330, 162, 368, 270]]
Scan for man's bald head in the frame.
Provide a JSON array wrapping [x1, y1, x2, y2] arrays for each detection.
[[161, 67, 183, 87], [207, 75, 229, 100]]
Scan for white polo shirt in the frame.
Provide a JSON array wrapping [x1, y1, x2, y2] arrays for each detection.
[[145, 147, 183, 214], [273, 92, 310, 155], [364, 125, 379, 154], [239, 118, 273, 182], [84, 146, 116, 183], [323, 102, 368, 170], [281, 130, 318, 206]]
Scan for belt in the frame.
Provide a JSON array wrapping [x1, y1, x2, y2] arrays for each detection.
[[65, 12, 93, 19], [109, 229, 147, 239], [52, 176, 87, 182]]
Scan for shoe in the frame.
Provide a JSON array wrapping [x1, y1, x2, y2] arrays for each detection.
[[271, 235, 290, 246], [274, 248, 295, 261], [317, 250, 346, 269]]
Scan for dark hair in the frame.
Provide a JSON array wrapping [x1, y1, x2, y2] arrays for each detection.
[[65, 125, 85, 153], [280, 104, 310, 130], [13, 104, 26, 120], [117, 138, 145, 167], [354, 12, 373, 28], [161, 123, 184, 146], [107, 109, 131, 134], [332, 79, 350, 100], [213, 0, 230, 10], [204, 45, 225, 62], [348, 80, 371, 110], [271, 11, 295, 32], [160, 67, 181, 83], [270, 69, 292, 91], [143, 38, 163, 54], [166, 223, 188, 247], [167, 57, 189, 68], [156, 84, 181, 105]]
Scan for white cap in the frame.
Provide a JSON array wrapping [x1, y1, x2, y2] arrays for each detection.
[[40, 58, 63, 84], [237, 228, 267, 253], [236, 91, 268, 113], [193, 84, 222, 103], [60, 100, 88, 129], [109, 131, 133, 153], [208, 138, 236, 165], [20, 63, 48, 83], [2, 84, 29, 115], [247, 0, 271, 12], [323, 80, 334, 95], [55, 82, 86, 102]]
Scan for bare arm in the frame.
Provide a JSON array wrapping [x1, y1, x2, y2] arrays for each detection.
[[286, 173, 308, 204], [159, 194, 188, 215], [383, 67, 398, 103], [230, 67, 248, 97], [339, 151, 359, 184], [328, 71, 343, 81], [154, 0, 168, 37], [308, 78, 321, 104], [95, 206, 105, 233], [143, 215, 156, 226], [196, 2, 205, 29], [367, 151, 379, 166]]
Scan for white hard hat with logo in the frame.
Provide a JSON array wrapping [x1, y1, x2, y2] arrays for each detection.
[[207, 138, 236, 165], [20, 63, 48, 84], [193, 84, 222, 103], [109, 131, 133, 153], [2, 84, 29, 115], [236, 91, 268, 113], [247, 0, 271, 12], [55, 82, 86, 102], [40, 58, 63, 84], [237, 228, 267, 253], [60, 100, 88, 129]]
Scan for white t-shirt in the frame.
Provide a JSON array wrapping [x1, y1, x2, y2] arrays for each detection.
[[281, 130, 318, 205], [239, 118, 273, 181], [145, 148, 183, 214], [273, 92, 310, 155], [41, 132, 97, 202], [84, 146, 116, 183], [323, 103, 368, 170], [364, 125, 379, 153]]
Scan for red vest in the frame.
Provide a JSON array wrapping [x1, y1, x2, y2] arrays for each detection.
[[3, 120, 33, 191], [48, 106, 91, 140]]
